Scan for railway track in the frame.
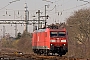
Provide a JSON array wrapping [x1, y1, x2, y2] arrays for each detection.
[[0, 53, 89, 60]]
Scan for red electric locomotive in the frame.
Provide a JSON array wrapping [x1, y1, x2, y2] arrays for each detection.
[[32, 27, 68, 56]]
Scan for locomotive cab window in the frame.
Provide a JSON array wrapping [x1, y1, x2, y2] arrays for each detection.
[[58, 32, 66, 37], [50, 32, 57, 37]]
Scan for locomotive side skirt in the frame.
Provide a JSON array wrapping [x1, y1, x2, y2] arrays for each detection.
[[32, 46, 49, 49]]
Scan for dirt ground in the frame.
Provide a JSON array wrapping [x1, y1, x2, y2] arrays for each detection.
[[0, 48, 89, 60]]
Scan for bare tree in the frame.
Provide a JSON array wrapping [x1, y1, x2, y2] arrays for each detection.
[[66, 8, 90, 58]]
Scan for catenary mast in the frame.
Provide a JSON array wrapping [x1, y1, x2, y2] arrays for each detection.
[[24, 3, 29, 32]]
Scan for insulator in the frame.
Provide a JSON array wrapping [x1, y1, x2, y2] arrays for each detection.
[[18, 11, 19, 15], [61, 12, 62, 15], [58, 12, 59, 16], [3, 15, 5, 16], [6, 11, 7, 15], [11, 24, 12, 26], [21, 24, 22, 26], [9, 15, 11, 16]]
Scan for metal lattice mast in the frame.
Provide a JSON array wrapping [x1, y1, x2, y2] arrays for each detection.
[[24, 3, 29, 32]]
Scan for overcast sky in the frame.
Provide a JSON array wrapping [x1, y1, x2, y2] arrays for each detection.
[[0, 0, 89, 37]]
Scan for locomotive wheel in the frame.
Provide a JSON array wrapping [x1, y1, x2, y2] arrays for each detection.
[[58, 53, 62, 57], [52, 52, 55, 56], [44, 52, 48, 56], [60, 54, 62, 57], [44, 49, 49, 56]]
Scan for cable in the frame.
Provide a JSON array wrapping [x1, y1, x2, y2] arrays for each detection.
[[47, 0, 89, 14], [62, 2, 90, 12], [0, 0, 20, 10], [52, 0, 61, 4], [54, 0, 74, 9], [47, 5, 56, 11], [46, 0, 74, 15], [27, 0, 61, 13], [0, 4, 10, 10], [48, 2, 90, 16]]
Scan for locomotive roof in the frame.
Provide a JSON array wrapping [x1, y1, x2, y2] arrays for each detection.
[[34, 28, 66, 33], [50, 28, 66, 31], [34, 29, 46, 32]]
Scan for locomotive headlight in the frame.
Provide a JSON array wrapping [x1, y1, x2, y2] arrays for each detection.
[[50, 40, 56, 42], [51, 44, 53, 46], [61, 40, 66, 42], [64, 44, 66, 46]]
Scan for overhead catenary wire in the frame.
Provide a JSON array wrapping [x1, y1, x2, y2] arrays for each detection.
[[46, 0, 80, 17], [47, 1, 90, 23], [0, 4, 10, 10], [46, 0, 75, 16], [0, 0, 90, 18], [62, 2, 90, 12], [0, 0, 67, 16], [46, 0, 74, 11], [25, 0, 62, 13], [47, 0, 90, 15], [47, 5, 56, 11], [48, 2, 90, 16], [0, 0, 20, 10]]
